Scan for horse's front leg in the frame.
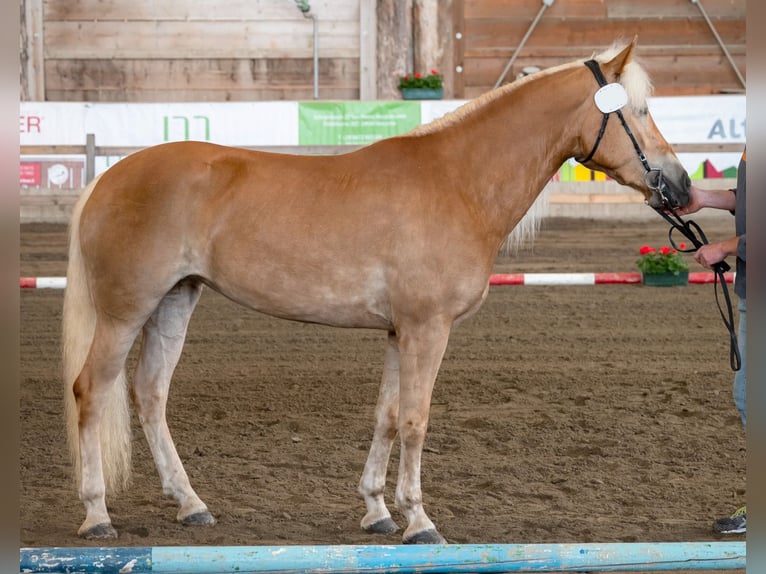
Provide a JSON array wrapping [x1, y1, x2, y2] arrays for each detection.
[[395, 319, 451, 544], [359, 332, 401, 535]]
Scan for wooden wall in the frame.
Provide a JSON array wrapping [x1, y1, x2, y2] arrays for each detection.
[[19, 0, 745, 102], [24, 0, 361, 101], [454, 0, 746, 98]]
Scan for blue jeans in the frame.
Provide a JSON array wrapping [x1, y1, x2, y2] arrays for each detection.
[[733, 299, 746, 427]]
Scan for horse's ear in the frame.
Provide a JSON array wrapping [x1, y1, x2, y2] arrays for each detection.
[[602, 36, 638, 78]]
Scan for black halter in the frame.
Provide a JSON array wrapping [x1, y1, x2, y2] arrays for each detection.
[[578, 59, 741, 371], [577, 60, 666, 197]]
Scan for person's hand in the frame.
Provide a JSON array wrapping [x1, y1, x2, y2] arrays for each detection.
[[671, 184, 705, 216], [693, 237, 738, 269]]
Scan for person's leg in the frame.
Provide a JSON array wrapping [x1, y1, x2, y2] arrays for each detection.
[[712, 298, 746, 535]]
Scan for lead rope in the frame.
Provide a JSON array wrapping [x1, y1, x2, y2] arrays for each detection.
[[580, 58, 741, 371], [653, 207, 741, 371]]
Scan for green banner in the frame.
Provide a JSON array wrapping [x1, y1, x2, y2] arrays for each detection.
[[298, 101, 421, 146]]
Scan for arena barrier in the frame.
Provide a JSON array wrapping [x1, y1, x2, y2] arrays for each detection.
[[19, 272, 734, 290], [19, 542, 746, 573]]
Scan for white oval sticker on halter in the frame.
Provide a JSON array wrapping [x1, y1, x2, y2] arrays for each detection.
[[594, 83, 628, 113]]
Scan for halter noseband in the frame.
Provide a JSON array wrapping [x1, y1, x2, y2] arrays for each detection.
[[577, 59, 741, 372]]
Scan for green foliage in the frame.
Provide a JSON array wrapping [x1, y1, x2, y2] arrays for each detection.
[[398, 70, 443, 90], [636, 245, 689, 275]]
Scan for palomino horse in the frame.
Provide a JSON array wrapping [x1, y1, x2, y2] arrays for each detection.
[[63, 38, 690, 542]]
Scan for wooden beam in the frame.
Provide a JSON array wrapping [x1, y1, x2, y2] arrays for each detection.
[[359, 0, 377, 100], [22, 0, 45, 100], [413, 0, 440, 74], [436, 0, 455, 99], [376, 0, 413, 99], [452, 0, 465, 98], [44, 21, 359, 60]]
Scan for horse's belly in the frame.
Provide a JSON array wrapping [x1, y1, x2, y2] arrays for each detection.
[[208, 267, 393, 330]]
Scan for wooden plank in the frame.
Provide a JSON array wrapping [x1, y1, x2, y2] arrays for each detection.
[[44, 0, 360, 22], [607, 0, 745, 19], [359, 0, 377, 99], [23, 0, 45, 100], [44, 58, 359, 92], [44, 20, 360, 59], [463, 43, 746, 59], [464, 0, 744, 20], [464, 82, 740, 98], [434, 0, 455, 99], [465, 0, 607, 20], [453, 0, 465, 98], [44, 87, 360, 102], [549, 193, 645, 205], [463, 19, 745, 51], [463, 53, 746, 89], [413, 0, 440, 74], [375, 0, 413, 99]]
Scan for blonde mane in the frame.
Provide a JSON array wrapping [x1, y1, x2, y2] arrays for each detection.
[[408, 63, 571, 137]]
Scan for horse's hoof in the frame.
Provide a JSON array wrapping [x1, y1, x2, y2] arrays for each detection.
[[363, 517, 400, 535], [181, 511, 216, 527], [79, 523, 118, 540], [403, 529, 447, 544]]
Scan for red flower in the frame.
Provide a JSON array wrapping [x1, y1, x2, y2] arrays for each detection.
[[679, 242, 687, 250], [659, 246, 672, 255], [414, 73, 422, 79], [430, 69, 439, 75], [639, 245, 655, 255]]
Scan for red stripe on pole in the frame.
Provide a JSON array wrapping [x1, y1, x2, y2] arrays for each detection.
[[593, 273, 642, 284], [19, 277, 37, 288], [689, 272, 735, 284], [488, 274, 525, 285]]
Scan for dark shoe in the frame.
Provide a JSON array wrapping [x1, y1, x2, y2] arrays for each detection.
[[713, 505, 746, 534]]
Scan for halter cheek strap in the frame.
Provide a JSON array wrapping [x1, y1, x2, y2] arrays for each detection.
[[577, 59, 652, 176]]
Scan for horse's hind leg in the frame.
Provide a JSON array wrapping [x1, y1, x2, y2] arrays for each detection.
[[132, 279, 215, 527], [359, 332, 401, 535], [75, 322, 142, 539]]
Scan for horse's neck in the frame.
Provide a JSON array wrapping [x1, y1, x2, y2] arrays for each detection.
[[435, 71, 586, 241]]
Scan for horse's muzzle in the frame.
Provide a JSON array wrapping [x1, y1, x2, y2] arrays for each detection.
[[646, 170, 691, 209]]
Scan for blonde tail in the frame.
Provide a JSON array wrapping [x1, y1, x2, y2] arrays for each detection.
[[62, 175, 132, 494]]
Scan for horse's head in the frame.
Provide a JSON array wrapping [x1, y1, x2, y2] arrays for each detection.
[[576, 38, 691, 209]]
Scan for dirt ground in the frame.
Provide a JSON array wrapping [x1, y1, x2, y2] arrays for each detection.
[[20, 216, 745, 557]]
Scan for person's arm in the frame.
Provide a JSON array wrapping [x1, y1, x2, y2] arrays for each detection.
[[673, 184, 736, 216]]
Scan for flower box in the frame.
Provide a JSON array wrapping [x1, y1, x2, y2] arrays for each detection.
[[642, 271, 689, 287], [398, 70, 443, 100], [400, 87, 443, 100], [636, 244, 689, 287]]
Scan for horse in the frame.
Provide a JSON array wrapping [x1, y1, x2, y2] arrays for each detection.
[[62, 38, 690, 543]]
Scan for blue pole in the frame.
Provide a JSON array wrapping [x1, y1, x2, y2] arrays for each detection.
[[20, 542, 745, 573]]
